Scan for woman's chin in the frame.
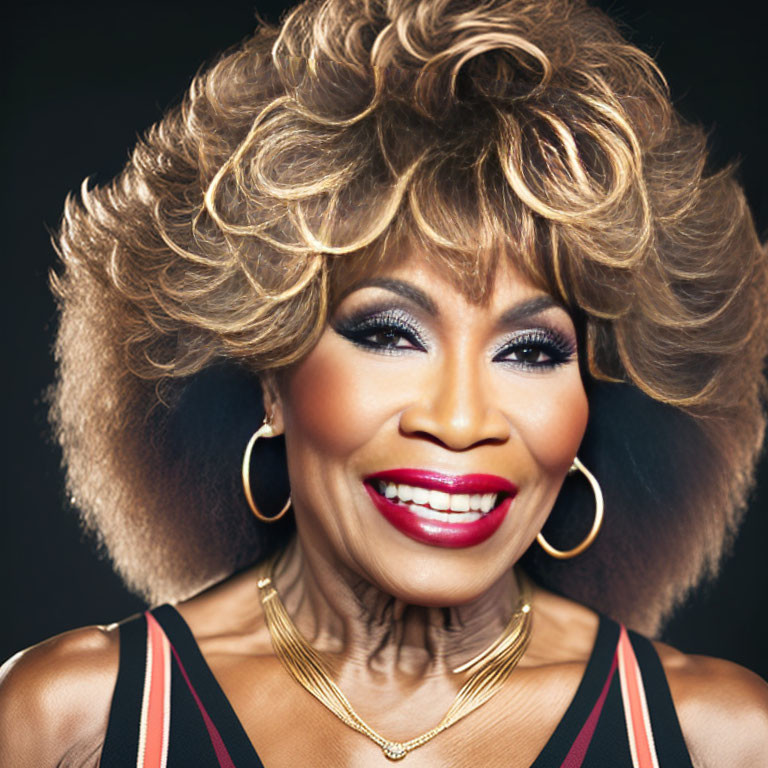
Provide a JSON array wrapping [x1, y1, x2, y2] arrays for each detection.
[[348, 550, 512, 608]]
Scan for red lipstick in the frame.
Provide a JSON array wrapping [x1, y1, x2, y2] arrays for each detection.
[[364, 469, 518, 548]]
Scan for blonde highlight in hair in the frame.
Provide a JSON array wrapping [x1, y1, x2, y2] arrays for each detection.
[[50, 0, 768, 632]]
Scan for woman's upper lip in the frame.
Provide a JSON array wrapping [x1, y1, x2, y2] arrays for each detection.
[[365, 469, 518, 494]]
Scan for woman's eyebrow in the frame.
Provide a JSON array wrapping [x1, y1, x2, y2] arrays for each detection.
[[341, 277, 438, 315], [341, 280, 562, 325], [497, 296, 564, 326]]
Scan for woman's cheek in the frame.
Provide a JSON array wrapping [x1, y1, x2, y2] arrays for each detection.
[[507, 369, 588, 476], [281, 333, 405, 458]]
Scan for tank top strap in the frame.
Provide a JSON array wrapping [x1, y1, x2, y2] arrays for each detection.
[[101, 610, 178, 768], [623, 627, 694, 768], [101, 607, 693, 768], [531, 612, 623, 767], [535, 614, 694, 768], [101, 611, 149, 767], [101, 606, 263, 768]]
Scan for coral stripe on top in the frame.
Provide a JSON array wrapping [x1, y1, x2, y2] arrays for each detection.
[[617, 626, 660, 768], [131, 609, 672, 768], [138, 612, 172, 768], [138, 609, 238, 768]]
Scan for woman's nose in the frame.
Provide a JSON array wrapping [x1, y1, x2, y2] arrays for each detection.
[[398, 353, 511, 450]]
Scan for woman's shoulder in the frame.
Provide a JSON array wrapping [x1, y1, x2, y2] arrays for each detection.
[[0, 622, 121, 768], [652, 639, 768, 768], [532, 588, 768, 766]]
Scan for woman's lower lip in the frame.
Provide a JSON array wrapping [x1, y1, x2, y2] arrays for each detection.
[[364, 484, 514, 548]]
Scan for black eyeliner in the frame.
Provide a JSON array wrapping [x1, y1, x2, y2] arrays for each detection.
[[493, 328, 576, 369], [332, 303, 577, 369], [332, 306, 427, 353]]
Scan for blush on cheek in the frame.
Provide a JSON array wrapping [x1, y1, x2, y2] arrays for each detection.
[[518, 376, 589, 475], [281, 333, 395, 458]]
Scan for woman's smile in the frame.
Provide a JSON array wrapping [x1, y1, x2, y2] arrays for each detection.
[[270, 253, 588, 606], [365, 469, 519, 547]]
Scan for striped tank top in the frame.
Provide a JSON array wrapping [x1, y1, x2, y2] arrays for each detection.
[[101, 605, 694, 767]]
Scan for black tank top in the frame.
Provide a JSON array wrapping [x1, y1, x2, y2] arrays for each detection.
[[101, 605, 694, 767]]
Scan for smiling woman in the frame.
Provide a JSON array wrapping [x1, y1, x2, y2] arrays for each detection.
[[2, 0, 768, 766], [291, 262, 587, 569]]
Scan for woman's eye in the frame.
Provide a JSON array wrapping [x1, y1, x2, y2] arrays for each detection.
[[333, 309, 426, 353], [496, 331, 575, 369], [508, 346, 551, 364], [364, 327, 419, 349]]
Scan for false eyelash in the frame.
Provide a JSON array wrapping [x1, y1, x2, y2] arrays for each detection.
[[494, 328, 576, 369], [332, 308, 427, 353], [333, 307, 577, 368]]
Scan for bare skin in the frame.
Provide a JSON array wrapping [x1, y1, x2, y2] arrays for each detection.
[[1, 256, 767, 767], [2, 572, 767, 768]]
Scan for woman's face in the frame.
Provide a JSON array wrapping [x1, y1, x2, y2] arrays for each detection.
[[270, 253, 588, 606]]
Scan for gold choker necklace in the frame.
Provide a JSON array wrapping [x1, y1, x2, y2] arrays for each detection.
[[256, 553, 533, 761]]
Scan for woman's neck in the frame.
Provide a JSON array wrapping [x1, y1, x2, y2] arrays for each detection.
[[269, 536, 522, 682]]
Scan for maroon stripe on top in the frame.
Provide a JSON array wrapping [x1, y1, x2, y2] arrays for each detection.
[[560, 650, 619, 768], [168, 643, 238, 768]]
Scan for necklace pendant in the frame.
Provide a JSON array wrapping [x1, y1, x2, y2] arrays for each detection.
[[382, 742, 407, 760]]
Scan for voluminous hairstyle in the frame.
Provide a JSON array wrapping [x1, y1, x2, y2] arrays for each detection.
[[51, 0, 768, 634]]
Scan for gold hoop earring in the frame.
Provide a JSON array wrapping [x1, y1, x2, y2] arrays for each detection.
[[242, 417, 292, 523], [537, 456, 603, 560]]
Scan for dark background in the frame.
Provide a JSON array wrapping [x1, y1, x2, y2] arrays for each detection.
[[3, 0, 767, 677]]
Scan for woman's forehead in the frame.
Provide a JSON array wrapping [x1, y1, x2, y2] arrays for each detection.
[[328, 239, 555, 311]]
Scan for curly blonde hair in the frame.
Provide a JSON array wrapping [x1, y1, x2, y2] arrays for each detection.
[[50, 0, 768, 634]]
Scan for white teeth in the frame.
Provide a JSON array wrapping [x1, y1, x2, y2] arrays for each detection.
[[450, 494, 470, 512], [428, 490, 450, 510], [408, 504, 483, 523], [376, 481, 501, 517], [412, 486, 430, 505]]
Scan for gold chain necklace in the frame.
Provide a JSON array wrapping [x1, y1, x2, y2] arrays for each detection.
[[256, 553, 533, 761]]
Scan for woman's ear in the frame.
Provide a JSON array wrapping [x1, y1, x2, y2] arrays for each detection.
[[259, 373, 285, 434]]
